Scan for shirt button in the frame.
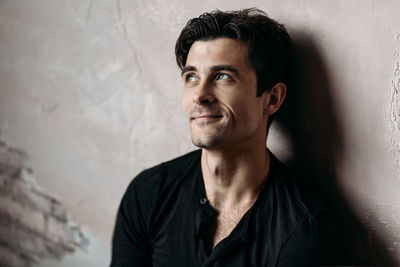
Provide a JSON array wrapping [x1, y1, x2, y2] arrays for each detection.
[[200, 198, 207, 204]]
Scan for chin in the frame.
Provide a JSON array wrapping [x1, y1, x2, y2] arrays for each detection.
[[190, 123, 231, 148], [191, 133, 226, 148]]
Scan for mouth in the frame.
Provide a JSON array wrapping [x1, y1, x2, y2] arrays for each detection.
[[191, 114, 223, 122]]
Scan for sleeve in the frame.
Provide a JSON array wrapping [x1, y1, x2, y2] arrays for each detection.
[[110, 175, 154, 267], [275, 213, 345, 267]]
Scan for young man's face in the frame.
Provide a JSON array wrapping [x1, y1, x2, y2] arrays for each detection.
[[181, 37, 269, 150]]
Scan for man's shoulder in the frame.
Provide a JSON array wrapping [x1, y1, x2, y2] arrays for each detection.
[[120, 149, 202, 213], [268, 153, 329, 221], [268, 155, 346, 265], [129, 149, 202, 191], [138, 149, 201, 178]]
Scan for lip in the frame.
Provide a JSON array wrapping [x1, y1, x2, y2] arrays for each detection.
[[191, 114, 223, 121]]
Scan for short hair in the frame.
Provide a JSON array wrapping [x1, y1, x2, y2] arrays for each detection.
[[175, 8, 292, 97]]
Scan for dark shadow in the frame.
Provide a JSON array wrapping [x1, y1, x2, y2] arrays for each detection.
[[274, 31, 399, 266]]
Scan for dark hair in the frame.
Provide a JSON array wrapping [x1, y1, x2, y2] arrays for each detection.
[[175, 8, 292, 97]]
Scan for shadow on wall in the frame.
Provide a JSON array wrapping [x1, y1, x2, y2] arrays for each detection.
[[275, 32, 399, 267]]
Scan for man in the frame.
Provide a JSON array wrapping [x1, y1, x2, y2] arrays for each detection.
[[110, 8, 342, 267]]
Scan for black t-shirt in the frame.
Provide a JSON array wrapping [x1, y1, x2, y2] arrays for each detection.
[[110, 150, 344, 267]]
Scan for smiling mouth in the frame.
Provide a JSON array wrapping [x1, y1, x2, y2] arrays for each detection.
[[191, 115, 223, 121]]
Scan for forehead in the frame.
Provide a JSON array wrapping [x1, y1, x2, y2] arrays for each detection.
[[186, 38, 250, 69]]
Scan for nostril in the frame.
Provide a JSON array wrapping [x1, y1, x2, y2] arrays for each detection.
[[203, 95, 215, 103], [194, 94, 216, 104]]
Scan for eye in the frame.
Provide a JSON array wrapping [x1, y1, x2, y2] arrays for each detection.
[[216, 73, 231, 81], [185, 73, 197, 83]]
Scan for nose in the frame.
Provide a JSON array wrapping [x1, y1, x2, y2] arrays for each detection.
[[193, 81, 215, 105]]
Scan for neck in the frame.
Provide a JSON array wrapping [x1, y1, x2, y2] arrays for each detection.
[[201, 143, 270, 210]]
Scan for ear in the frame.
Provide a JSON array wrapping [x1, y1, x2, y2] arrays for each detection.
[[263, 82, 287, 115]]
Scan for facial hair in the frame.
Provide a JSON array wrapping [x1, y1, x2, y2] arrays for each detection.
[[189, 105, 229, 148], [191, 121, 229, 148]]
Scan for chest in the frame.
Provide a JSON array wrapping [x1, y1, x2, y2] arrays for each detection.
[[149, 196, 285, 267], [212, 205, 252, 247]]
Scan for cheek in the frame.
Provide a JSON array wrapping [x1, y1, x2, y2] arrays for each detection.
[[231, 97, 264, 120], [181, 90, 192, 115], [222, 93, 252, 117]]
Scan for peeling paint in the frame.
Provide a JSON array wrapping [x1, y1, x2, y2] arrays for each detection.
[[387, 47, 400, 180], [0, 140, 90, 266]]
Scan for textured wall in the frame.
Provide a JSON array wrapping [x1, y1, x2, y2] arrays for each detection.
[[0, 141, 88, 267], [0, 0, 399, 266]]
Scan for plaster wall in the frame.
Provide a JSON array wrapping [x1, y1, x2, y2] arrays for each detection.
[[0, 0, 399, 265]]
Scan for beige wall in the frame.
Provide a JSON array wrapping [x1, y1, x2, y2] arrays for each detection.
[[0, 0, 399, 265]]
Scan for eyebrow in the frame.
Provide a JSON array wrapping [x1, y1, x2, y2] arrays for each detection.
[[181, 65, 240, 77], [181, 66, 196, 77], [212, 65, 239, 75]]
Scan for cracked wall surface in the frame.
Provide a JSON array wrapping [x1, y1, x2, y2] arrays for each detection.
[[1, 0, 400, 265], [0, 140, 88, 267], [387, 50, 400, 180]]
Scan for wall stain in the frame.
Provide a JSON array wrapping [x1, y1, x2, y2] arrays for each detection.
[[85, 0, 93, 24], [116, 0, 122, 22], [114, 1, 143, 81], [40, 103, 58, 114]]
